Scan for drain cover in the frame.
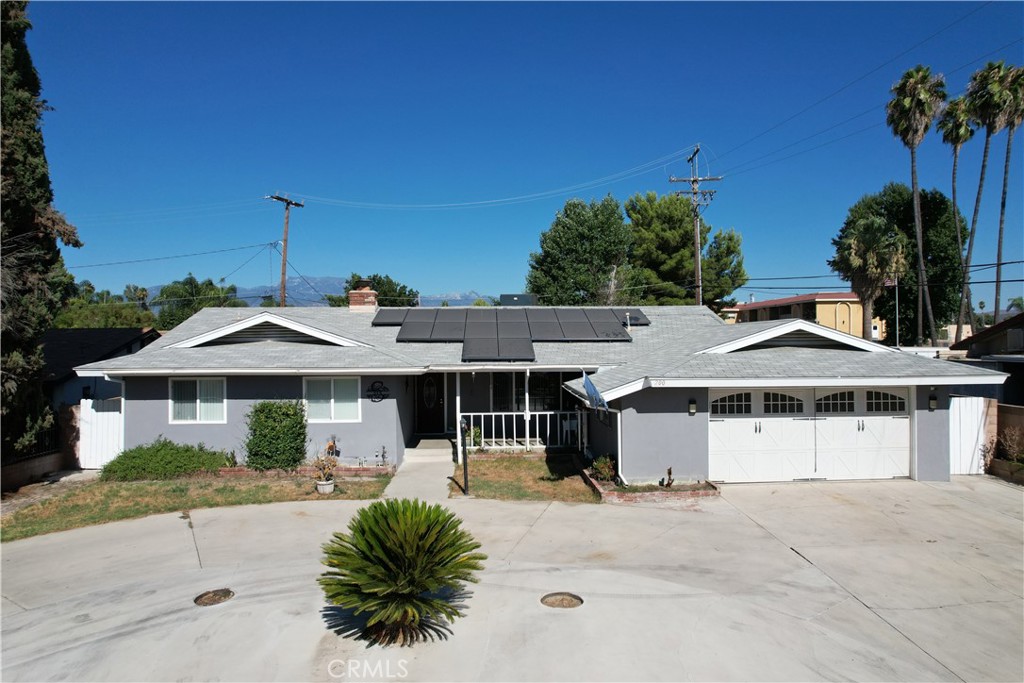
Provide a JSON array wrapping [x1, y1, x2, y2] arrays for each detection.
[[540, 592, 583, 608], [194, 588, 234, 606]]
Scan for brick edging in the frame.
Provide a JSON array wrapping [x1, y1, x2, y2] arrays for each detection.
[[577, 463, 720, 503]]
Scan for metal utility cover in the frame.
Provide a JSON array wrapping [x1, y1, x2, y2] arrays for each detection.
[[461, 337, 500, 361], [371, 309, 408, 326], [498, 337, 536, 360], [498, 322, 531, 338], [396, 321, 435, 341]]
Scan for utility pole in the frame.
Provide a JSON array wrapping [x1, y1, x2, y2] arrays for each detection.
[[265, 194, 303, 307], [669, 144, 721, 306]]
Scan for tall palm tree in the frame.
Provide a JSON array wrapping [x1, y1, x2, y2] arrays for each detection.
[[994, 66, 1024, 324], [829, 214, 909, 340], [938, 97, 976, 342], [887, 65, 946, 345], [960, 61, 1013, 335]]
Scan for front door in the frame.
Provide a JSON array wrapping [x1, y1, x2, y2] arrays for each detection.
[[416, 374, 445, 434]]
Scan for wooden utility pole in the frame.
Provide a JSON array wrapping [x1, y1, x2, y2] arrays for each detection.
[[265, 195, 303, 307], [669, 145, 721, 306]]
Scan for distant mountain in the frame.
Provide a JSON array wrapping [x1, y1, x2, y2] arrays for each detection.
[[148, 277, 495, 308]]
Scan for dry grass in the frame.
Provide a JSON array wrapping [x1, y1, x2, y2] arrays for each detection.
[[449, 453, 598, 504], [1, 475, 390, 542]]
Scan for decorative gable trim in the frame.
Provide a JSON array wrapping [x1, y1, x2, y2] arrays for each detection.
[[696, 319, 892, 355], [170, 312, 369, 349]]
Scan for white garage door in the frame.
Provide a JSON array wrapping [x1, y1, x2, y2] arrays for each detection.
[[709, 388, 910, 483]]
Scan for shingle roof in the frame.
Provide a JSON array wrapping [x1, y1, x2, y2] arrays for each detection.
[[43, 327, 160, 382], [76, 306, 1006, 394]]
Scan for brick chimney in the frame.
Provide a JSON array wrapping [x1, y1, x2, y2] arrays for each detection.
[[347, 279, 378, 311]]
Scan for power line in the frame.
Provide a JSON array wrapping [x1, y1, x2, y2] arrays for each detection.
[[68, 242, 275, 269]]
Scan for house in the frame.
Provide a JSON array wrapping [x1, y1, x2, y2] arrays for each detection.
[[75, 291, 1005, 483], [42, 327, 161, 408], [734, 292, 886, 340], [949, 312, 1024, 405]]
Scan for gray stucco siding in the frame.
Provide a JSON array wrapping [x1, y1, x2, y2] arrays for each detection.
[[913, 385, 951, 482], [617, 388, 710, 483], [124, 375, 411, 466]]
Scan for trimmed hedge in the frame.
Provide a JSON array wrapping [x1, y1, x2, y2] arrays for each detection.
[[101, 437, 226, 481], [244, 400, 308, 471]]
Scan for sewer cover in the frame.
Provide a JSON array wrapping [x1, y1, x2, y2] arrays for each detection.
[[540, 592, 583, 609], [194, 588, 234, 606]]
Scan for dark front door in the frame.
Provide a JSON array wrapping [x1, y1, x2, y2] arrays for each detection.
[[416, 374, 445, 434]]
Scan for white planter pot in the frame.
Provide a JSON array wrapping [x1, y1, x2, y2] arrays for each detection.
[[316, 480, 335, 495]]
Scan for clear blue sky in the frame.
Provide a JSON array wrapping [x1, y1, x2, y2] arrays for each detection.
[[26, 1, 1024, 308]]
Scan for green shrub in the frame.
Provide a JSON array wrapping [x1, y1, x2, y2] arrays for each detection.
[[100, 437, 226, 481], [319, 498, 487, 646], [591, 455, 616, 481], [244, 400, 308, 471]]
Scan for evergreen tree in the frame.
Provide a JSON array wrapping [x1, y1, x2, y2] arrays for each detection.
[[1, 1, 82, 456], [323, 273, 419, 307], [152, 274, 248, 329]]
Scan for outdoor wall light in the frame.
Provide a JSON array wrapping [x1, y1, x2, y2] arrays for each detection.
[[928, 394, 937, 411], [688, 399, 698, 416]]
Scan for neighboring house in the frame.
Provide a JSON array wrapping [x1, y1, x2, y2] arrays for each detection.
[[75, 292, 1004, 483], [949, 312, 1024, 405], [734, 292, 886, 340], [42, 327, 161, 408]]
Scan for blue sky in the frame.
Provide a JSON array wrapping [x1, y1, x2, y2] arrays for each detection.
[[26, 1, 1024, 308]]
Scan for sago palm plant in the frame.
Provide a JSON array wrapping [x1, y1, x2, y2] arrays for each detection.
[[319, 498, 486, 646]]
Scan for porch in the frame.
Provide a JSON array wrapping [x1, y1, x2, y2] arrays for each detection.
[[458, 410, 586, 453]]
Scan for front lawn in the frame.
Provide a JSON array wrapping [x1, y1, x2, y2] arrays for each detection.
[[449, 453, 599, 503], [1, 475, 390, 542]]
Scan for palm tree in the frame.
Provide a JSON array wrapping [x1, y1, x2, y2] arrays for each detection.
[[938, 97, 976, 342], [994, 66, 1024, 324], [960, 62, 1014, 336], [887, 65, 946, 345], [829, 214, 909, 340]]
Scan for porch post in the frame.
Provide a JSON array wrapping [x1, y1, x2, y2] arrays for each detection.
[[524, 368, 531, 450], [455, 372, 463, 463]]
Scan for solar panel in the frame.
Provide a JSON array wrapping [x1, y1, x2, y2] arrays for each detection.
[[591, 322, 631, 340], [614, 308, 650, 326], [461, 337, 499, 361], [497, 321, 530, 338], [404, 309, 437, 323], [559, 322, 598, 340], [435, 308, 467, 323], [525, 308, 558, 323], [464, 321, 498, 339], [497, 308, 527, 322], [467, 308, 497, 322], [584, 308, 619, 324], [555, 308, 588, 322], [498, 338, 536, 361], [371, 309, 408, 326], [430, 322, 466, 341], [396, 321, 435, 341], [529, 321, 564, 340]]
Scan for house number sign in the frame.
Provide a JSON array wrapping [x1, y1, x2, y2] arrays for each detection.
[[366, 381, 390, 403]]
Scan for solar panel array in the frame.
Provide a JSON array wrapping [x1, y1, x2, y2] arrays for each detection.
[[371, 307, 650, 362]]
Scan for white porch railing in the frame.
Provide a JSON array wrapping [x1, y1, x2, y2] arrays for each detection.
[[459, 410, 584, 452]]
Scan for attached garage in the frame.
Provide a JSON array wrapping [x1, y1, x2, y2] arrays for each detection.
[[708, 387, 911, 483]]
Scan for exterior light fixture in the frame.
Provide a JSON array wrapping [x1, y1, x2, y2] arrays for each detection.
[[688, 399, 698, 416], [928, 395, 937, 411]]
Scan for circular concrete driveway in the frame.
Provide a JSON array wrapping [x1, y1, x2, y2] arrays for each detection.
[[2, 478, 1021, 682]]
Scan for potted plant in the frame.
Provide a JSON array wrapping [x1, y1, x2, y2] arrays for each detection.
[[312, 454, 338, 494]]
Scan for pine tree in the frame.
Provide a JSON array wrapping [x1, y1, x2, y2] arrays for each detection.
[[1, 1, 82, 456]]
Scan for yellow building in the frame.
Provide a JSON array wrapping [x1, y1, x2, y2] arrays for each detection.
[[733, 292, 886, 340]]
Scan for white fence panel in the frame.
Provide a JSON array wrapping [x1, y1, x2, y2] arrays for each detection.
[[79, 397, 124, 469], [949, 396, 987, 475]]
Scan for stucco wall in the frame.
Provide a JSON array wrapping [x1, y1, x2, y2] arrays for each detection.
[[124, 375, 410, 466], [914, 385, 951, 481], [618, 388, 709, 483]]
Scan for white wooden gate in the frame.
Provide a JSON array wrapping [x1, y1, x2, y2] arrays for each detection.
[[949, 396, 990, 475], [79, 397, 124, 469]]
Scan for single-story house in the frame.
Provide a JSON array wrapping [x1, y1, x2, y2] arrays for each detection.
[[75, 292, 1005, 483], [42, 327, 161, 407]]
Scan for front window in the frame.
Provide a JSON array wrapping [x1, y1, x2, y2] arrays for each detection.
[[170, 378, 225, 423], [305, 377, 360, 422]]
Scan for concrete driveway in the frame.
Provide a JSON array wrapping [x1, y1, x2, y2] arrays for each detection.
[[2, 477, 1021, 682]]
